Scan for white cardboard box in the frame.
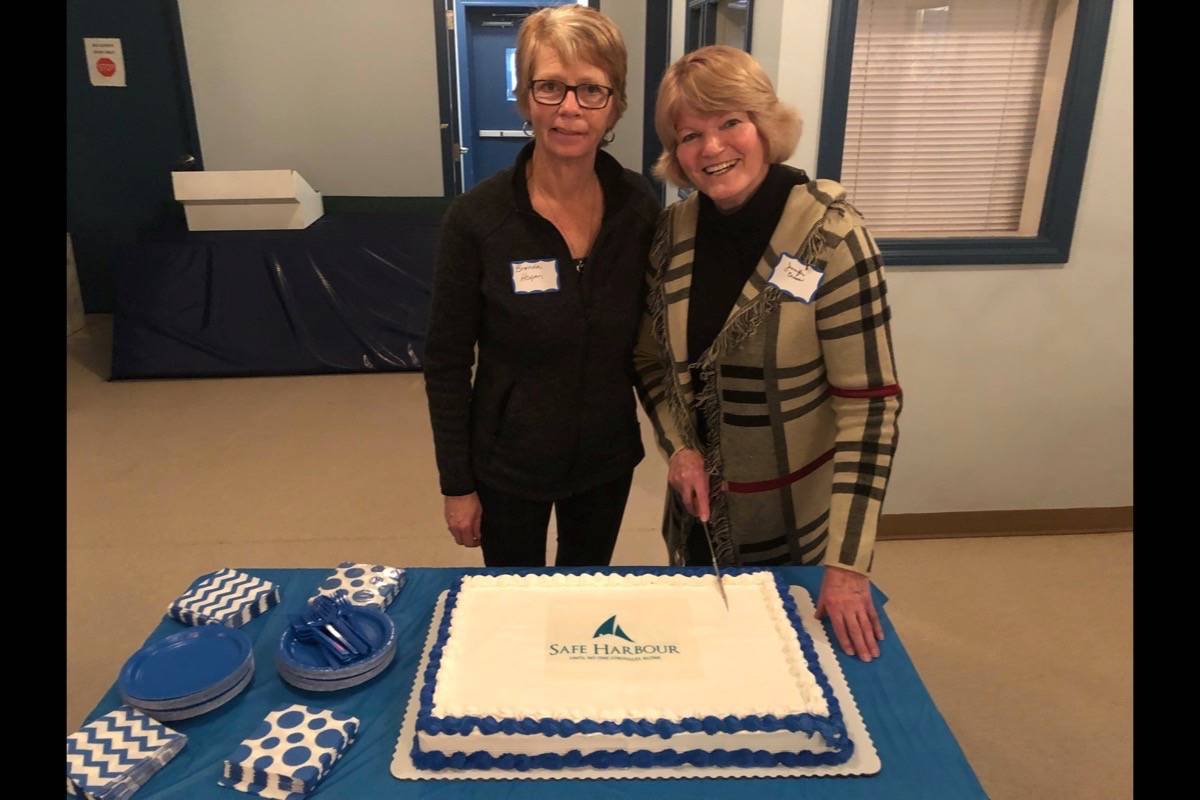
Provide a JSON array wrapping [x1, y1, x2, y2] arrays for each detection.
[[171, 169, 324, 231]]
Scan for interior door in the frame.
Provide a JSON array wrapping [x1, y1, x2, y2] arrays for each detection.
[[66, 0, 201, 312], [463, 5, 533, 189]]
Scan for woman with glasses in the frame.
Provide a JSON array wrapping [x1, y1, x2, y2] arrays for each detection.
[[424, 5, 659, 567], [634, 47, 902, 662]]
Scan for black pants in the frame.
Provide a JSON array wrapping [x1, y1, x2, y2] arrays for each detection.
[[477, 471, 634, 567]]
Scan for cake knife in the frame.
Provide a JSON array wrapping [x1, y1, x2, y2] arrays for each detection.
[[699, 519, 729, 610]]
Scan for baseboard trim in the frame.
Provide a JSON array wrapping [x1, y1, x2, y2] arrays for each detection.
[[878, 506, 1133, 540]]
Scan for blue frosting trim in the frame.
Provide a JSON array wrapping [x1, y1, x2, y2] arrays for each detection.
[[411, 742, 850, 771], [414, 568, 854, 769], [772, 572, 852, 758]]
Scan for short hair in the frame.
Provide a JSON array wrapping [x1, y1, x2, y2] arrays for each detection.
[[515, 5, 628, 125], [653, 46, 801, 187]]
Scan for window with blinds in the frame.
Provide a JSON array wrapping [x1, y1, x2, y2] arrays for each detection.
[[840, 0, 1077, 237]]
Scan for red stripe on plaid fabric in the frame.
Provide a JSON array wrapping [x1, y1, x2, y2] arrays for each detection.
[[828, 384, 901, 399], [727, 448, 836, 494]]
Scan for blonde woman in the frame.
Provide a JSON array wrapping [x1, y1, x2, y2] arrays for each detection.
[[424, 6, 659, 566], [635, 46, 902, 662]]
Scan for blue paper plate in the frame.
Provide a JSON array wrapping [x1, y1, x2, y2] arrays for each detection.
[[119, 626, 253, 702], [121, 655, 254, 711], [277, 636, 396, 682], [141, 663, 254, 721], [277, 606, 395, 677], [279, 645, 396, 692]]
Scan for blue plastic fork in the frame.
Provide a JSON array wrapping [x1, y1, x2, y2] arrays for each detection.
[[312, 596, 372, 655], [289, 615, 353, 666]]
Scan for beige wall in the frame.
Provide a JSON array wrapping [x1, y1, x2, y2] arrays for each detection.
[[764, 0, 831, 175], [749, 0, 1132, 513], [178, 0, 444, 197], [602, 0, 646, 173], [178, 1, 647, 194]]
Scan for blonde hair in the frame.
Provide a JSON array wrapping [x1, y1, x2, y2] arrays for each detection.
[[653, 46, 801, 187], [515, 5, 628, 125]]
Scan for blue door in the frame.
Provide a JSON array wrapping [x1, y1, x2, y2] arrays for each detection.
[[464, 6, 529, 189], [67, 0, 202, 312], [457, 1, 578, 191]]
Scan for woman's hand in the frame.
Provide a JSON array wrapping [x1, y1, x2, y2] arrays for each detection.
[[444, 493, 483, 548], [816, 565, 884, 662], [668, 448, 710, 521]]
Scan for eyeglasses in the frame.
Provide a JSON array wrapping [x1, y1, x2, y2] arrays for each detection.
[[530, 79, 614, 110]]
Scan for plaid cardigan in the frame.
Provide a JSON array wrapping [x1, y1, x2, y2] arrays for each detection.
[[633, 179, 901, 574]]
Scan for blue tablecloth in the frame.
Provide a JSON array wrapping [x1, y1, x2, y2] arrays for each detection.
[[71, 567, 987, 798]]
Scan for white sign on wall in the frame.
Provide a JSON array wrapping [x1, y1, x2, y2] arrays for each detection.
[[84, 38, 127, 87]]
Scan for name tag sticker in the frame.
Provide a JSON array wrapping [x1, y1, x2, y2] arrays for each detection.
[[768, 253, 824, 303], [511, 258, 560, 294]]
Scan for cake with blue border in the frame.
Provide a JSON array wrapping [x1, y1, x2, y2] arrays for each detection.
[[411, 569, 853, 771]]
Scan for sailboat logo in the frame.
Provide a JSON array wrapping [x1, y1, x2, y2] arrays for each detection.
[[592, 615, 634, 643]]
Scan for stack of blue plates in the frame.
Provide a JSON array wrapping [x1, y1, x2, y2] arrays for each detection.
[[276, 605, 396, 691], [118, 627, 255, 721]]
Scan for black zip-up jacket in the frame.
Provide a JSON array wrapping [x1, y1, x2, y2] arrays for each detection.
[[424, 142, 661, 501]]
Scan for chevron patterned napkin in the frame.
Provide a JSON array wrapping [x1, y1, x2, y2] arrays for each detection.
[[168, 568, 281, 628], [66, 706, 187, 800]]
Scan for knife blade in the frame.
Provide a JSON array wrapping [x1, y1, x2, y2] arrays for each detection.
[[699, 519, 729, 610]]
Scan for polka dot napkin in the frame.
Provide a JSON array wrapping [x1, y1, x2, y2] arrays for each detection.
[[310, 562, 406, 610], [218, 704, 360, 799]]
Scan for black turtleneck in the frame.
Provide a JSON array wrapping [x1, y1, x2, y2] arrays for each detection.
[[687, 163, 809, 364], [686, 163, 808, 449]]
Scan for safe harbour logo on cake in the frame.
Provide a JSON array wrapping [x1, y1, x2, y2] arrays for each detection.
[[547, 614, 682, 661]]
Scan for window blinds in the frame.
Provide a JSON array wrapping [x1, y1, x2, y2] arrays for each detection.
[[840, 0, 1059, 236]]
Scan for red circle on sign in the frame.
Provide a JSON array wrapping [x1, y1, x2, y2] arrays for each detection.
[[97, 57, 116, 77]]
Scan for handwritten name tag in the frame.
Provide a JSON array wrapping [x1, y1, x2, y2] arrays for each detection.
[[768, 253, 824, 302], [511, 258, 560, 294]]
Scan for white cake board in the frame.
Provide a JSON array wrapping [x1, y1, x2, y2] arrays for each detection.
[[390, 586, 881, 780]]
